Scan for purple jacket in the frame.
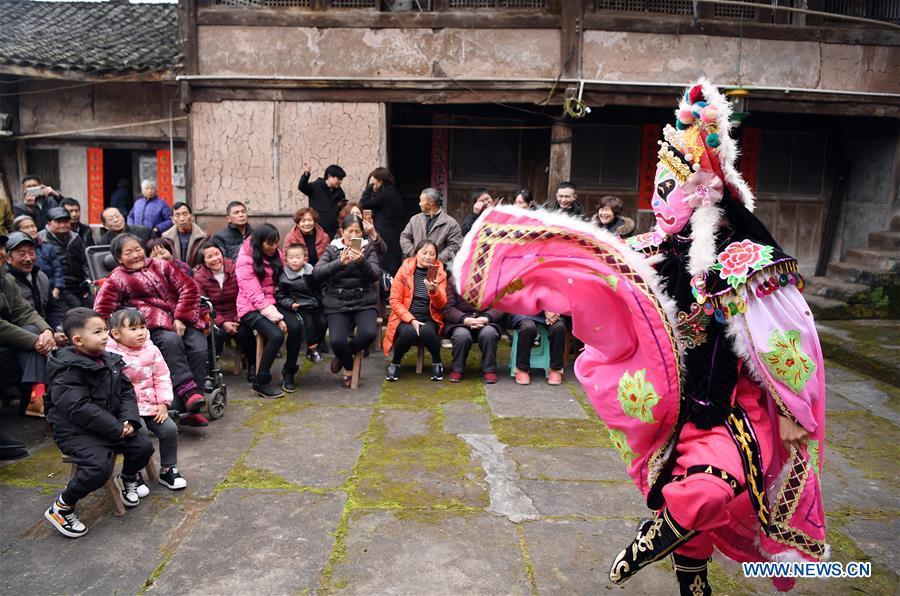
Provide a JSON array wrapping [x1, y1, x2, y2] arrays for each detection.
[[127, 196, 173, 233]]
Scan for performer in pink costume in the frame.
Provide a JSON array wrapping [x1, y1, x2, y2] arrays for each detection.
[[453, 79, 826, 595]]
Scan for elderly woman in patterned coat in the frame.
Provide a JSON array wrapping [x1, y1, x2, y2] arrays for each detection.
[[93, 233, 209, 425]]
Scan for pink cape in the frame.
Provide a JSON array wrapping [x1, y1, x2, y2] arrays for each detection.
[[454, 206, 827, 574]]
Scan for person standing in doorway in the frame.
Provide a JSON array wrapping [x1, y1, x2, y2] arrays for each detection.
[[110, 179, 133, 218], [127, 180, 173, 237], [298, 163, 347, 240]]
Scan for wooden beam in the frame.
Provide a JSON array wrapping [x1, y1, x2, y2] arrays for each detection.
[[0, 65, 173, 82], [189, 85, 558, 106], [559, 0, 583, 78], [197, 8, 560, 29], [180, 0, 200, 75], [581, 13, 900, 46], [547, 121, 572, 199]]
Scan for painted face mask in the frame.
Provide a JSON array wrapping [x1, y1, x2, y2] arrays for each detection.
[[651, 122, 726, 234]]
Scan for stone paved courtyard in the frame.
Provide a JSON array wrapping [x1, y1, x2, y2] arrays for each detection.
[[1, 340, 897, 595]]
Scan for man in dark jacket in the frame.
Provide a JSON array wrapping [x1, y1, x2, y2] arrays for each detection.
[[44, 308, 154, 538], [6, 232, 63, 330], [0, 233, 54, 458], [212, 201, 253, 260], [98, 207, 151, 245], [546, 181, 585, 219], [59, 198, 95, 248], [298, 164, 347, 239], [442, 278, 505, 384], [38, 208, 91, 309], [13, 175, 60, 230], [360, 167, 404, 275]]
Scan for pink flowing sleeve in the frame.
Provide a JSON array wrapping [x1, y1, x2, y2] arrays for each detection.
[[454, 206, 682, 498], [726, 285, 826, 439]]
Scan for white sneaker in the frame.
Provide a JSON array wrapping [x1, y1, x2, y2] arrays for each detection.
[[45, 497, 88, 538], [135, 472, 150, 498], [116, 474, 141, 507], [159, 467, 187, 490]]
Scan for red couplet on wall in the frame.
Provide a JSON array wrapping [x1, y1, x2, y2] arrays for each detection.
[[86, 147, 104, 225], [156, 149, 173, 206], [430, 114, 450, 199], [637, 123, 662, 210]]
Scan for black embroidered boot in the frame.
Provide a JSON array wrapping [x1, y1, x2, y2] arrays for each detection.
[[672, 553, 712, 596], [608, 509, 697, 584]]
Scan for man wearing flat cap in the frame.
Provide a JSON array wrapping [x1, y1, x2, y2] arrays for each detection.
[[0, 233, 54, 456], [37, 207, 91, 309]]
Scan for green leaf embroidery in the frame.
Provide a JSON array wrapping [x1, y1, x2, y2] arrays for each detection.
[[617, 369, 661, 423], [608, 428, 637, 464], [759, 329, 816, 394], [807, 440, 820, 476]]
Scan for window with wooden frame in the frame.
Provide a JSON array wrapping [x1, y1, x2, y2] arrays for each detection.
[[755, 130, 827, 197], [449, 116, 522, 184], [571, 124, 642, 189]]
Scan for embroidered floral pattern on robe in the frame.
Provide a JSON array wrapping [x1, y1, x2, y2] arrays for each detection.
[[759, 329, 816, 394], [713, 240, 774, 290], [618, 369, 662, 423]]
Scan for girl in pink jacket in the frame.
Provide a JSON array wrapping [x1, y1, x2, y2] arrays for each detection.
[[107, 308, 187, 491]]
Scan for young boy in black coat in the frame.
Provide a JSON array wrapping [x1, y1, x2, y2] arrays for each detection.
[[44, 308, 154, 538], [277, 244, 327, 364]]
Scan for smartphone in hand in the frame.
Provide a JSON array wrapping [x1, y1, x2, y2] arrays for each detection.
[[426, 265, 438, 283], [363, 209, 373, 221], [350, 237, 363, 252]]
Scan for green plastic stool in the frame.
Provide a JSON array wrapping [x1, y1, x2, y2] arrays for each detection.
[[509, 324, 551, 379]]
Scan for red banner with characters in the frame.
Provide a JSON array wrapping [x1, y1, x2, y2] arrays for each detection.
[[430, 114, 450, 199], [156, 149, 173, 206], [86, 148, 104, 225], [637, 123, 662, 210]]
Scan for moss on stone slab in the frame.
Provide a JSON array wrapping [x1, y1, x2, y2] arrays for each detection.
[[0, 444, 70, 493], [706, 560, 754, 596], [352, 410, 487, 510], [493, 417, 611, 448], [379, 374, 485, 409], [827, 410, 900, 485]]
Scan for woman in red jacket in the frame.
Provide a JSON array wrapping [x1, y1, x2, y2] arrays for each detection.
[[382, 239, 447, 382], [283, 207, 329, 266], [194, 242, 256, 381], [93, 233, 208, 426]]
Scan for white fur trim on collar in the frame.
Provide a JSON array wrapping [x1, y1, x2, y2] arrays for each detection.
[[686, 205, 723, 278]]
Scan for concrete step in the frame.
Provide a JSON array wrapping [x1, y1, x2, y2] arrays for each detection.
[[825, 262, 897, 287], [868, 231, 900, 251], [805, 276, 869, 302], [844, 247, 900, 272], [892, 215, 900, 232], [805, 294, 850, 320]]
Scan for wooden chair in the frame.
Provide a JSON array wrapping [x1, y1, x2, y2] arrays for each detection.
[[62, 454, 160, 517], [349, 351, 363, 389], [415, 344, 425, 374]]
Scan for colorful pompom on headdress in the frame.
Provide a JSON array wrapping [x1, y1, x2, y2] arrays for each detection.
[[661, 78, 755, 212], [650, 79, 757, 277]]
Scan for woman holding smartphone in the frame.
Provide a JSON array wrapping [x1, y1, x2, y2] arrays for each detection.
[[382, 239, 447, 382], [313, 213, 381, 387]]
